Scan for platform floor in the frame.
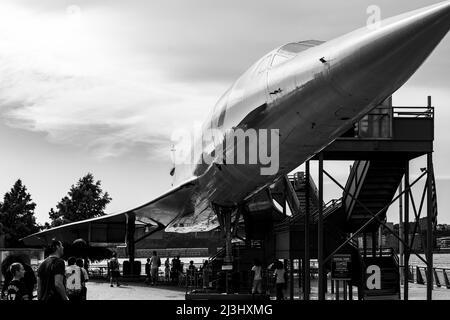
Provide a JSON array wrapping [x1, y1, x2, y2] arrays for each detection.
[[85, 279, 450, 300], [86, 281, 186, 300]]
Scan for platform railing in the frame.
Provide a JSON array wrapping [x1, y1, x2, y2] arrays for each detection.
[[185, 268, 276, 295], [402, 264, 450, 289], [392, 106, 434, 118], [338, 105, 434, 140]]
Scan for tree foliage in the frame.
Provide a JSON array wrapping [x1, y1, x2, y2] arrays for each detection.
[[49, 173, 111, 227], [0, 180, 40, 247]]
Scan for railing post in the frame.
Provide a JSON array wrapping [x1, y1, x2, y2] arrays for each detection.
[[335, 280, 340, 301], [443, 269, 450, 289], [349, 283, 353, 300], [433, 268, 441, 288], [343, 280, 347, 300], [416, 266, 424, 285], [290, 258, 294, 300]]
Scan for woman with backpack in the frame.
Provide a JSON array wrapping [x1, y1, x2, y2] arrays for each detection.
[[66, 257, 83, 301]]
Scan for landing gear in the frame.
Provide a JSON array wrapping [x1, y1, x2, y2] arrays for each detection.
[[213, 204, 239, 294]]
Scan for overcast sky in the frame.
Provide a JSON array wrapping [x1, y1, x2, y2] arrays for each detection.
[[0, 0, 448, 225]]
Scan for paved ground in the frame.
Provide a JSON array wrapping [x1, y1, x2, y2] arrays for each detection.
[[86, 278, 450, 300], [87, 281, 186, 300]]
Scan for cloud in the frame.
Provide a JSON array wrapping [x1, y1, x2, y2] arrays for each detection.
[[0, 3, 225, 161], [0, 0, 448, 163]]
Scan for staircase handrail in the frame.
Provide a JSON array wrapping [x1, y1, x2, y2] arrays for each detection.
[[290, 198, 342, 224], [344, 160, 370, 219]]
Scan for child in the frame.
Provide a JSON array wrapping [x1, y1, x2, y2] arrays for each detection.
[[6, 263, 29, 300], [273, 260, 286, 300], [251, 259, 263, 294]]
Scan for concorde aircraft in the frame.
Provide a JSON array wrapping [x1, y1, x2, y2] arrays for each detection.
[[22, 1, 450, 245]]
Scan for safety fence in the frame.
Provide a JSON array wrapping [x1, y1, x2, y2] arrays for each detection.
[[401, 265, 450, 288]]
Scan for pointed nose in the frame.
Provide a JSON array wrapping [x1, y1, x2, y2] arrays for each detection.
[[331, 1, 450, 103]]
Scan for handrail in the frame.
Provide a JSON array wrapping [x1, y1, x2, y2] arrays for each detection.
[[343, 160, 370, 218], [290, 198, 342, 224], [400, 264, 450, 288], [364, 106, 434, 118]]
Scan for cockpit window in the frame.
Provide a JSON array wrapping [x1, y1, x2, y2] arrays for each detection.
[[278, 40, 325, 55], [271, 54, 291, 68], [270, 40, 326, 68], [254, 54, 273, 74]]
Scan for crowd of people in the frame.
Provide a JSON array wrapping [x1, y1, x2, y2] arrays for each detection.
[[251, 258, 288, 300], [1, 238, 89, 301], [143, 252, 211, 287], [1, 238, 288, 300]]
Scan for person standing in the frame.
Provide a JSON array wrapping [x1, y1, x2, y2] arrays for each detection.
[[150, 251, 161, 286], [164, 257, 170, 283], [66, 257, 83, 301], [145, 258, 151, 284], [76, 258, 89, 300], [37, 239, 69, 301], [273, 260, 286, 300], [108, 252, 120, 287], [171, 256, 180, 284], [251, 259, 263, 294], [5, 263, 29, 300], [202, 260, 211, 289]]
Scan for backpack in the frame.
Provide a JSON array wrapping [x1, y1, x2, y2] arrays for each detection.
[[109, 258, 119, 271], [66, 265, 82, 294], [157, 257, 161, 267]]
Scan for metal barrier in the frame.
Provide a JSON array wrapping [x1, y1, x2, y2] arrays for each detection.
[[400, 265, 450, 288], [185, 269, 277, 295]]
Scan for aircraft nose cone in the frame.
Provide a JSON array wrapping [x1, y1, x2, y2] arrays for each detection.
[[332, 1, 450, 103]]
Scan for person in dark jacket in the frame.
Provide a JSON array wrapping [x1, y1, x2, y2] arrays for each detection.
[[145, 258, 151, 284]]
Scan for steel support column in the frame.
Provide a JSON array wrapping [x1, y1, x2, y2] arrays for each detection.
[[404, 162, 410, 300], [304, 161, 311, 300], [399, 182, 404, 283], [126, 212, 136, 275], [427, 152, 433, 300], [318, 153, 325, 300]]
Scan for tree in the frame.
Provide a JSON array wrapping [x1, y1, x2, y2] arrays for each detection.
[[49, 173, 112, 227], [0, 179, 40, 247]]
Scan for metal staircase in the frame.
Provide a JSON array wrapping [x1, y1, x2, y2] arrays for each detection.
[[362, 248, 401, 300], [345, 160, 405, 232]]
